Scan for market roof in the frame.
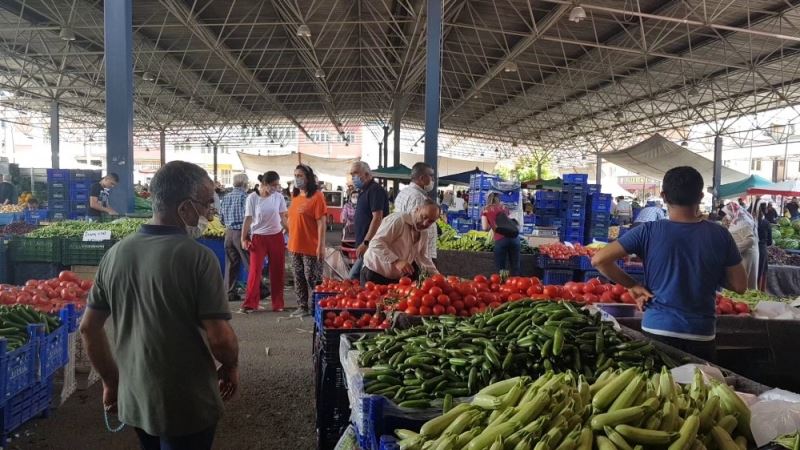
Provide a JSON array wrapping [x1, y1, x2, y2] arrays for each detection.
[[1, 0, 800, 158]]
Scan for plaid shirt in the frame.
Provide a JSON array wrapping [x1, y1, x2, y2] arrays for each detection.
[[634, 206, 666, 223], [219, 187, 247, 230]]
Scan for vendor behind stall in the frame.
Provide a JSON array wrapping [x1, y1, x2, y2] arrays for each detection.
[[592, 166, 747, 361], [89, 173, 120, 218]]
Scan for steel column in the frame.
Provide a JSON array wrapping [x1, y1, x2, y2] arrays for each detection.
[[712, 136, 723, 206], [159, 129, 166, 167], [382, 125, 389, 167], [378, 142, 383, 168], [392, 105, 402, 193], [104, 0, 134, 214], [424, 0, 442, 196], [213, 143, 218, 182], [595, 153, 602, 185], [49, 101, 59, 169]]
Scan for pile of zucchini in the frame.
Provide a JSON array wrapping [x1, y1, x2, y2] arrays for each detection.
[[0, 305, 61, 351], [395, 368, 753, 450], [357, 301, 675, 408]]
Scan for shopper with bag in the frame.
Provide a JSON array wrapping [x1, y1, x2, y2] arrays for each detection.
[[240, 171, 288, 313], [722, 202, 759, 290], [481, 193, 521, 276]]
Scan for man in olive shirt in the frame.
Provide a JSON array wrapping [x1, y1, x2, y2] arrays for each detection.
[[80, 161, 239, 450]]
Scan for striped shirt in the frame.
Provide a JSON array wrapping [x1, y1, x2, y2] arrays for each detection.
[[219, 187, 247, 230]]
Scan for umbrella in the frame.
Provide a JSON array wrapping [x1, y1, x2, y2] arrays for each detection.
[[747, 179, 800, 197], [372, 164, 412, 181], [438, 168, 489, 186], [717, 174, 775, 199]]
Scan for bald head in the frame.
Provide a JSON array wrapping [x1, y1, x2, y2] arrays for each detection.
[[412, 199, 440, 231]]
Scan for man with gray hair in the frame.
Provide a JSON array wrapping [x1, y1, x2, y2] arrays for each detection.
[[220, 173, 250, 301], [393, 162, 437, 263], [80, 161, 238, 450], [348, 161, 389, 279]]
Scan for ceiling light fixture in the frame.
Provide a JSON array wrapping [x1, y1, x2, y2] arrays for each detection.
[[681, 140, 689, 147], [504, 61, 518, 73], [59, 27, 76, 41], [614, 111, 623, 118], [688, 85, 699, 96], [314, 68, 326, 78], [568, 5, 587, 23], [296, 24, 312, 38]]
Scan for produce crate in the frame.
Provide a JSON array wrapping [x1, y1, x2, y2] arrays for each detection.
[[316, 361, 350, 450], [561, 191, 586, 206], [588, 228, 610, 242], [563, 173, 588, 184], [534, 190, 560, 203], [1, 325, 40, 401], [377, 436, 399, 450], [571, 255, 594, 270], [0, 214, 17, 226], [49, 212, 67, 221], [468, 191, 488, 206], [45, 169, 69, 182], [536, 254, 576, 269], [0, 243, 8, 285], [562, 230, 584, 244], [522, 224, 535, 235], [498, 190, 521, 204], [356, 396, 428, 450], [587, 184, 600, 196], [589, 193, 613, 213], [523, 214, 535, 224], [0, 376, 53, 446], [69, 189, 89, 203], [9, 237, 62, 264], [196, 238, 225, 275], [12, 263, 64, 286], [470, 174, 499, 190], [60, 239, 116, 266], [562, 183, 586, 193], [313, 308, 376, 332], [39, 311, 70, 380], [69, 170, 101, 181], [534, 215, 561, 228], [70, 203, 88, 214], [23, 209, 48, 225], [561, 205, 585, 220], [588, 211, 610, 224], [46, 199, 68, 212], [543, 269, 576, 285], [456, 220, 476, 234], [69, 180, 92, 191]]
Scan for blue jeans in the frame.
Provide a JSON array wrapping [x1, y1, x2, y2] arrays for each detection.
[[494, 237, 521, 276], [135, 425, 216, 450], [349, 258, 363, 280]]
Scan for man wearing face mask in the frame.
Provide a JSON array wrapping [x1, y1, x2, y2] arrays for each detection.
[[393, 162, 438, 263], [80, 161, 239, 450], [348, 161, 389, 280], [361, 199, 440, 284]]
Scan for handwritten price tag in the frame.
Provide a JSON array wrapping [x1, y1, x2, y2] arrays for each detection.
[[83, 230, 112, 242]]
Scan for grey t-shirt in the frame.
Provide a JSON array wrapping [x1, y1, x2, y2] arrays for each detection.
[[88, 225, 231, 436]]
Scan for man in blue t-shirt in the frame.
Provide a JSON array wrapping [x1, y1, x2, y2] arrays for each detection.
[[348, 161, 390, 280], [592, 166, 747, 361]]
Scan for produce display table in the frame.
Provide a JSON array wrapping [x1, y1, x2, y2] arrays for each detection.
[[435, 250, 541, 278], [618, 315, 800, 393], [767, 264, 800, 297]]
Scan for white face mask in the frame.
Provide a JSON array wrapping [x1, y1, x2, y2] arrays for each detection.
[[424, 181, 435, 192], [184, 202, 209, 239]]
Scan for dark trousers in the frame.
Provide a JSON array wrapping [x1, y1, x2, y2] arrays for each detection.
[[643, 332, 717, 363], [757, 243, 768, 289], [494, 237, 521, 276], [360, 264, 419, 286], [135, 425, 216, 450], [223, 229, 247, 299]]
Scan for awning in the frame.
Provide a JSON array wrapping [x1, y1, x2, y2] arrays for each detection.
[[748, 180, 800, 197], [372, 164, 412, 181], [717, 175, 775, 199], [237, 151, 358, 186], [398, 154, 497, 176], [439, 168, 489, 186], [601, 134, 748, 185]]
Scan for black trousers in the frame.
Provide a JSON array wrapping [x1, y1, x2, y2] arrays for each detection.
[[643, 332, 716, 363], [360, 263, 420, 286]]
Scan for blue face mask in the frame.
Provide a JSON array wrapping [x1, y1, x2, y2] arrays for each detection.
[[353, 175, 364, 190]]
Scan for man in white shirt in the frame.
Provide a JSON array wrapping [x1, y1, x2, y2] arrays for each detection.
[[615, 196, 633, 225], [393, 162, 437, 261], [453, 192, 466, 211], [362, 200, 439, 284]]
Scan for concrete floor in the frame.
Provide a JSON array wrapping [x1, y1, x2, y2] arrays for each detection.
[[12, 297, 318, 450]]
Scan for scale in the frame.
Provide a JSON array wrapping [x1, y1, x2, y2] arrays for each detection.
[[525, 226, 561, 247]]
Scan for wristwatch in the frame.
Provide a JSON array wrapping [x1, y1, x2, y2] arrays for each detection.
[[363, 240, 370, 247]]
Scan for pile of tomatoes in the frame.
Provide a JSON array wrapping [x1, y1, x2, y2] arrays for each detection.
[[539, 243, 597, 260], [715, 295, 751, 316], [0, 271, 90, 315], [322, 310, 391, 330]]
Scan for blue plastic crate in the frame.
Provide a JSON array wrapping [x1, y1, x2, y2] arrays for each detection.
[[457, 221, 476, 234], [561, 191, 586, 206], [583, 270, 605, 282], [70, 189, 89, 203], [523, 214, 535, 224], [563, 174, 588, 184], [39, 319, 68, 380], [535, 191, 560, 202], [588, 211, 611, 224], [196, 238, 225, 274], [314, 308, 375, 331], [590, 193, 613, 213], [47, 181, 66, 191], [0, 376, 53, 447], [522, 224, 535, 235], [49, 211, 67, 221], [469, 191, 488, 206], [587, 184, 600, 196], [47, 200, 68, 212], [378, 435, 399, 450], [47, 187, 68, 202], [562, 231, 584, 244], [69, 180, 92, 191], [537, 254, 576, 269], [1, 325, 40, 401], [562, 206, 585, 221], [0, 214, 17, 226], [312, 292, 336, 309], [470, 174, 499, 190], [571, 255, 594, 270], [562, 183, 587, 193], [23, 210, 48, 225], [45, 169, 69, 182], [536, 198, 561, 209], [618, 260, 644, 273], [543, 269, 575, 285], [69, 169, 101, 181], [564, 219, 585, 230], [356, 396, 428, 450], [498, 190, 521, 204]]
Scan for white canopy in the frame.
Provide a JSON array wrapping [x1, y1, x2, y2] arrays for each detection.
[[601, 181, 634, 198], [237, 152, 358, 187], [601, 134, 748, 185], [398, 153, 497, 175]]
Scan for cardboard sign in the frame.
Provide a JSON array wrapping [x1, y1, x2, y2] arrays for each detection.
[[83, 230, 112, 242]]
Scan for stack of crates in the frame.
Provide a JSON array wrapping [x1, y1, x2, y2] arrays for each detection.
[[46, 169, 101, 220], [560, 174, 588, 243], [468, 173, 499, 221], [585, 193, 613, 243], [533, 190, 561, 227]]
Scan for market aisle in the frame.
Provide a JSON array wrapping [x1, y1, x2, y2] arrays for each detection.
[[15, 293, 317, 450]]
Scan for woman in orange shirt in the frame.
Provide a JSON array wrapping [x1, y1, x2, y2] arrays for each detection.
[[287, 164, 327, 317]]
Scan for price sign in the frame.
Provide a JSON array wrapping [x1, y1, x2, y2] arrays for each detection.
[[83, 230, 112, 242]]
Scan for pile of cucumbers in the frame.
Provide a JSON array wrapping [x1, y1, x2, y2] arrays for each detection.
[[394, 368, 753, 450], [0, 305, 61, 351], [357, 301, 676, 408]]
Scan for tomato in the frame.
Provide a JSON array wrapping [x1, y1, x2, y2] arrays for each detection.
[[430, 274, 445, 286], [527, 285, 543, 296], [397, 300, 408, 311], [464, 295, 477, 308], [340, 310, 351, 319], [58, 271, 78, 283], [24, 280, 38, 288], [457, 283, 476, 296], [435, 294, 449, 306], [451, 300, 465, 311], [378, 319, 391, 329], [421, 294, 436, 307], [593, 285, 608, 295], [399, 277, 412, 286], [341, 320, 355, 329], [428, 286, 443, 297], [488, 302, 501, 309], [515, 278, 531, 291], [508, 293, 524, 302], [531, 294, 549, 301], [419, 306, 433, 316], [366, 300, 377, 309], [620, 292, 635, 304], [718, 299, 734, 315], [733, 302, 750, 314], [473, 275, 488, 284], [599, 291, 615, 303], [611, 284, 627, 297], [489, 274, 501, 284], [586, 278, 600, 287], [446, 276, 460, 285], [405, 306, 419, 316], [530, 277, 541, 285], [432, 305, 445, 315]]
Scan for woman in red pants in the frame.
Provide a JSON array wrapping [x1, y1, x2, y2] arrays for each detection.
[[240, 171, 288, 313]]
